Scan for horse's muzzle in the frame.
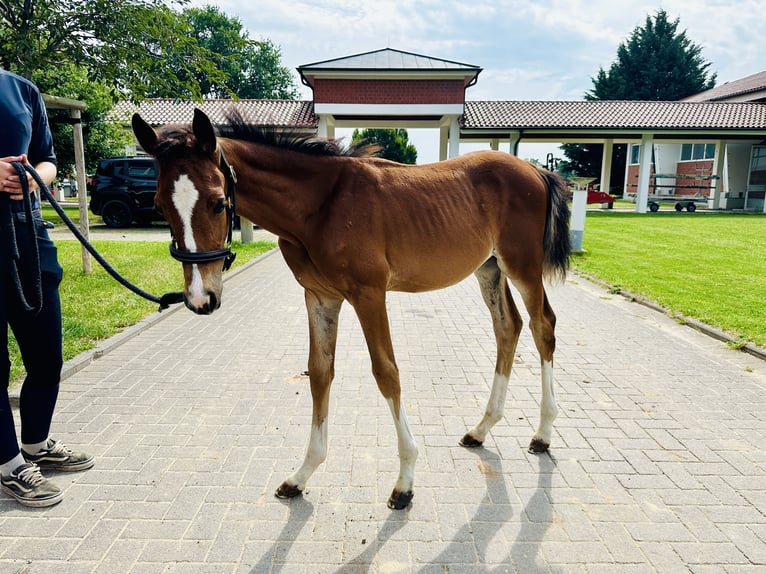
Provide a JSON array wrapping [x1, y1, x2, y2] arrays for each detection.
[[185, 291, 220, 315]]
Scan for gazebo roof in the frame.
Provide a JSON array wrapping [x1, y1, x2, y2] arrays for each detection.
[[298, 48, 481, 73]]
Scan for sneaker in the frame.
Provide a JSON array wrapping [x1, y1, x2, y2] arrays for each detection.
[[22, 439, 94, 472], [1, 462, 63, 507]]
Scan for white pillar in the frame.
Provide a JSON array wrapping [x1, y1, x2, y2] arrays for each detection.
[[600, 139, 613, 196], [439, 125, 449, 161], [710, 141, 725, 209], [448, 116, 460, 159], [635, 134, 654, 213]]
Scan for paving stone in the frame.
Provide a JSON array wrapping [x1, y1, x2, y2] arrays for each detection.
[[1, 252, 764, 572]]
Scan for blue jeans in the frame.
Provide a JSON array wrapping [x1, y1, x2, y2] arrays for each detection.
[[0, 218, 63, 464]]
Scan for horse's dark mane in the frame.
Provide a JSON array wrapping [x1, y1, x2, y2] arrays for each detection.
[[219, 110, 380, 158]]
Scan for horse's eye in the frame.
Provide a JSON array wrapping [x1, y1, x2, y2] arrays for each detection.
[[213, 199, 226, 215]]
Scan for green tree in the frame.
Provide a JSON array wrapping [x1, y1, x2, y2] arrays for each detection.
[[351, 128, 417, 164], [32, 64, 132, 175], [560, 10, 716, 187], [0, 0, 226, 100], [178, 5, 298, 99]]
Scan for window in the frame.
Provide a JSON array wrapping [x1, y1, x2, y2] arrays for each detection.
[[749, 146, 766, 187], [630, 144, 640, 165], [680, 143, 716, 161]]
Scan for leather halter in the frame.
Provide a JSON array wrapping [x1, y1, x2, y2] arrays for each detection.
[[168, 147, 237, 272]]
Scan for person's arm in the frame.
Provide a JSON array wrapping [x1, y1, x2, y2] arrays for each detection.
[[0, 155, 57, 201]]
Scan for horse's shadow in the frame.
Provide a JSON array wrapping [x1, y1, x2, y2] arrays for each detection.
[[248, 497, 315, 574], [334, 512, 409, 573], [417, 446, 560, 573]]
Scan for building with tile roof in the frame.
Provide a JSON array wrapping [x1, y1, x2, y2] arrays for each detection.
[[116, 48, 766, 214]]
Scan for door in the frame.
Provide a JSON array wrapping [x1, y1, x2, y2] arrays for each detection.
[[745, 145, 766, 212]]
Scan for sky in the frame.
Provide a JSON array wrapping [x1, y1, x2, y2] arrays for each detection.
[[187, 0, 766, 164]]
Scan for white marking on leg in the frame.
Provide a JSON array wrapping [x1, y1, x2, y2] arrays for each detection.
[[467, 371, 509, 443], [533, 360, 558, 446], [172, 175, 207, 305], [386, 398, 418, 496], [286, 418, 328, 491]]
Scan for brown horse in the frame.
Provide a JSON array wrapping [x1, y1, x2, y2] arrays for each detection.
[[132, 109, 571, 509]]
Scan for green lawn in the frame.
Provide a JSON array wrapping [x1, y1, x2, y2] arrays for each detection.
[[572, 211, 766, 348]]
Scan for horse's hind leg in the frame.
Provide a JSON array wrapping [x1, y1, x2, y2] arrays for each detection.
[[515, 282, 559, 454], [461, 257, 523, 447], [275, 291, 342, 499]]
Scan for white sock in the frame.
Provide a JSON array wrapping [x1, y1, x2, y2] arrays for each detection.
[[21, 438, 49, 456], [0, 454, 27, 477]]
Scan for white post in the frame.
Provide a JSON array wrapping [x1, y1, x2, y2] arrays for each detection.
[[635, 134, 654, 213], [569, 177, 594, 252]]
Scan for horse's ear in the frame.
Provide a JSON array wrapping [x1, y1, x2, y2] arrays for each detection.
[[132, 113, 158, 155], [192, 108, 217, 154]]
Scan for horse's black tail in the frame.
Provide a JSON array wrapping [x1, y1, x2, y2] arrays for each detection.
[[537, 167, 571, 282]]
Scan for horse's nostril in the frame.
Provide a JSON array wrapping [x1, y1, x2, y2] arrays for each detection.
[[208, 292, 219, 309]]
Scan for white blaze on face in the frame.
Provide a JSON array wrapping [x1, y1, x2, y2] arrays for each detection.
[[172, 175, 207, 304]]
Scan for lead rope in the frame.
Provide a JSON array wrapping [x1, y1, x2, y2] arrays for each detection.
[[1, 162, 43, 314], [16, 163, 184, 311]]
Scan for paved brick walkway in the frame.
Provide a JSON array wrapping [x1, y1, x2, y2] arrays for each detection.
[[2, 249, 765, 573]]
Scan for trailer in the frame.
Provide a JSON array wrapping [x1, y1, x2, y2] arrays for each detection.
[[647, 193, 708, 212], [647, 173, 719, 212]]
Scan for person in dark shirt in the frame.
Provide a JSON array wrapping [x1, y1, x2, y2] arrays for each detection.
[[0, 68, 93, 507]]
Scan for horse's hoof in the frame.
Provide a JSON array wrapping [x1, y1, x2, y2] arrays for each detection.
[[275, 482, 303, 499], [387, 490, 414, 510], [459, 433, 483, 448], [528, 438, 550, 454]]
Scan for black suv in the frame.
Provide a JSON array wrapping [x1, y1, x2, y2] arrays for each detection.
[[89, 156, 162, 228]]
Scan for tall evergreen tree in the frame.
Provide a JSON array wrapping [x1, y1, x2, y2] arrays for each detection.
[[559, 10, 716, 187]]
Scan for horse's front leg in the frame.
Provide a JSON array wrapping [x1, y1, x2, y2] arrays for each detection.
[[352, 288, 418, 510], [275, 291, 342, 499]]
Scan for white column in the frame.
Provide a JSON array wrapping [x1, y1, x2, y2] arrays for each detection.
[[600, 139, 613, 197], [448, 115, 460, 159], [439, 125, 449, 161], [635, 133, 654, 213], [710, 141, 725, 209]]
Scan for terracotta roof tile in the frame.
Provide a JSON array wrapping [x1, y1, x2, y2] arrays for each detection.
[[114, 98, 766, 134], [462, 100, 766, 130], [682, 71, 766, 102], [112, 99, 318, 129]]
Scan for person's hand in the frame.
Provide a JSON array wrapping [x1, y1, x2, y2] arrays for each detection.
[[0, 154, 30, 200]]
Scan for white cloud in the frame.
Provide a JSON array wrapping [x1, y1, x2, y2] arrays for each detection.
[[187, 0, 765, 161]]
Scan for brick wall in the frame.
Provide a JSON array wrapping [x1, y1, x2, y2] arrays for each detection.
[[626, 159, 720, 197], [312, 79, 466, 104]]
